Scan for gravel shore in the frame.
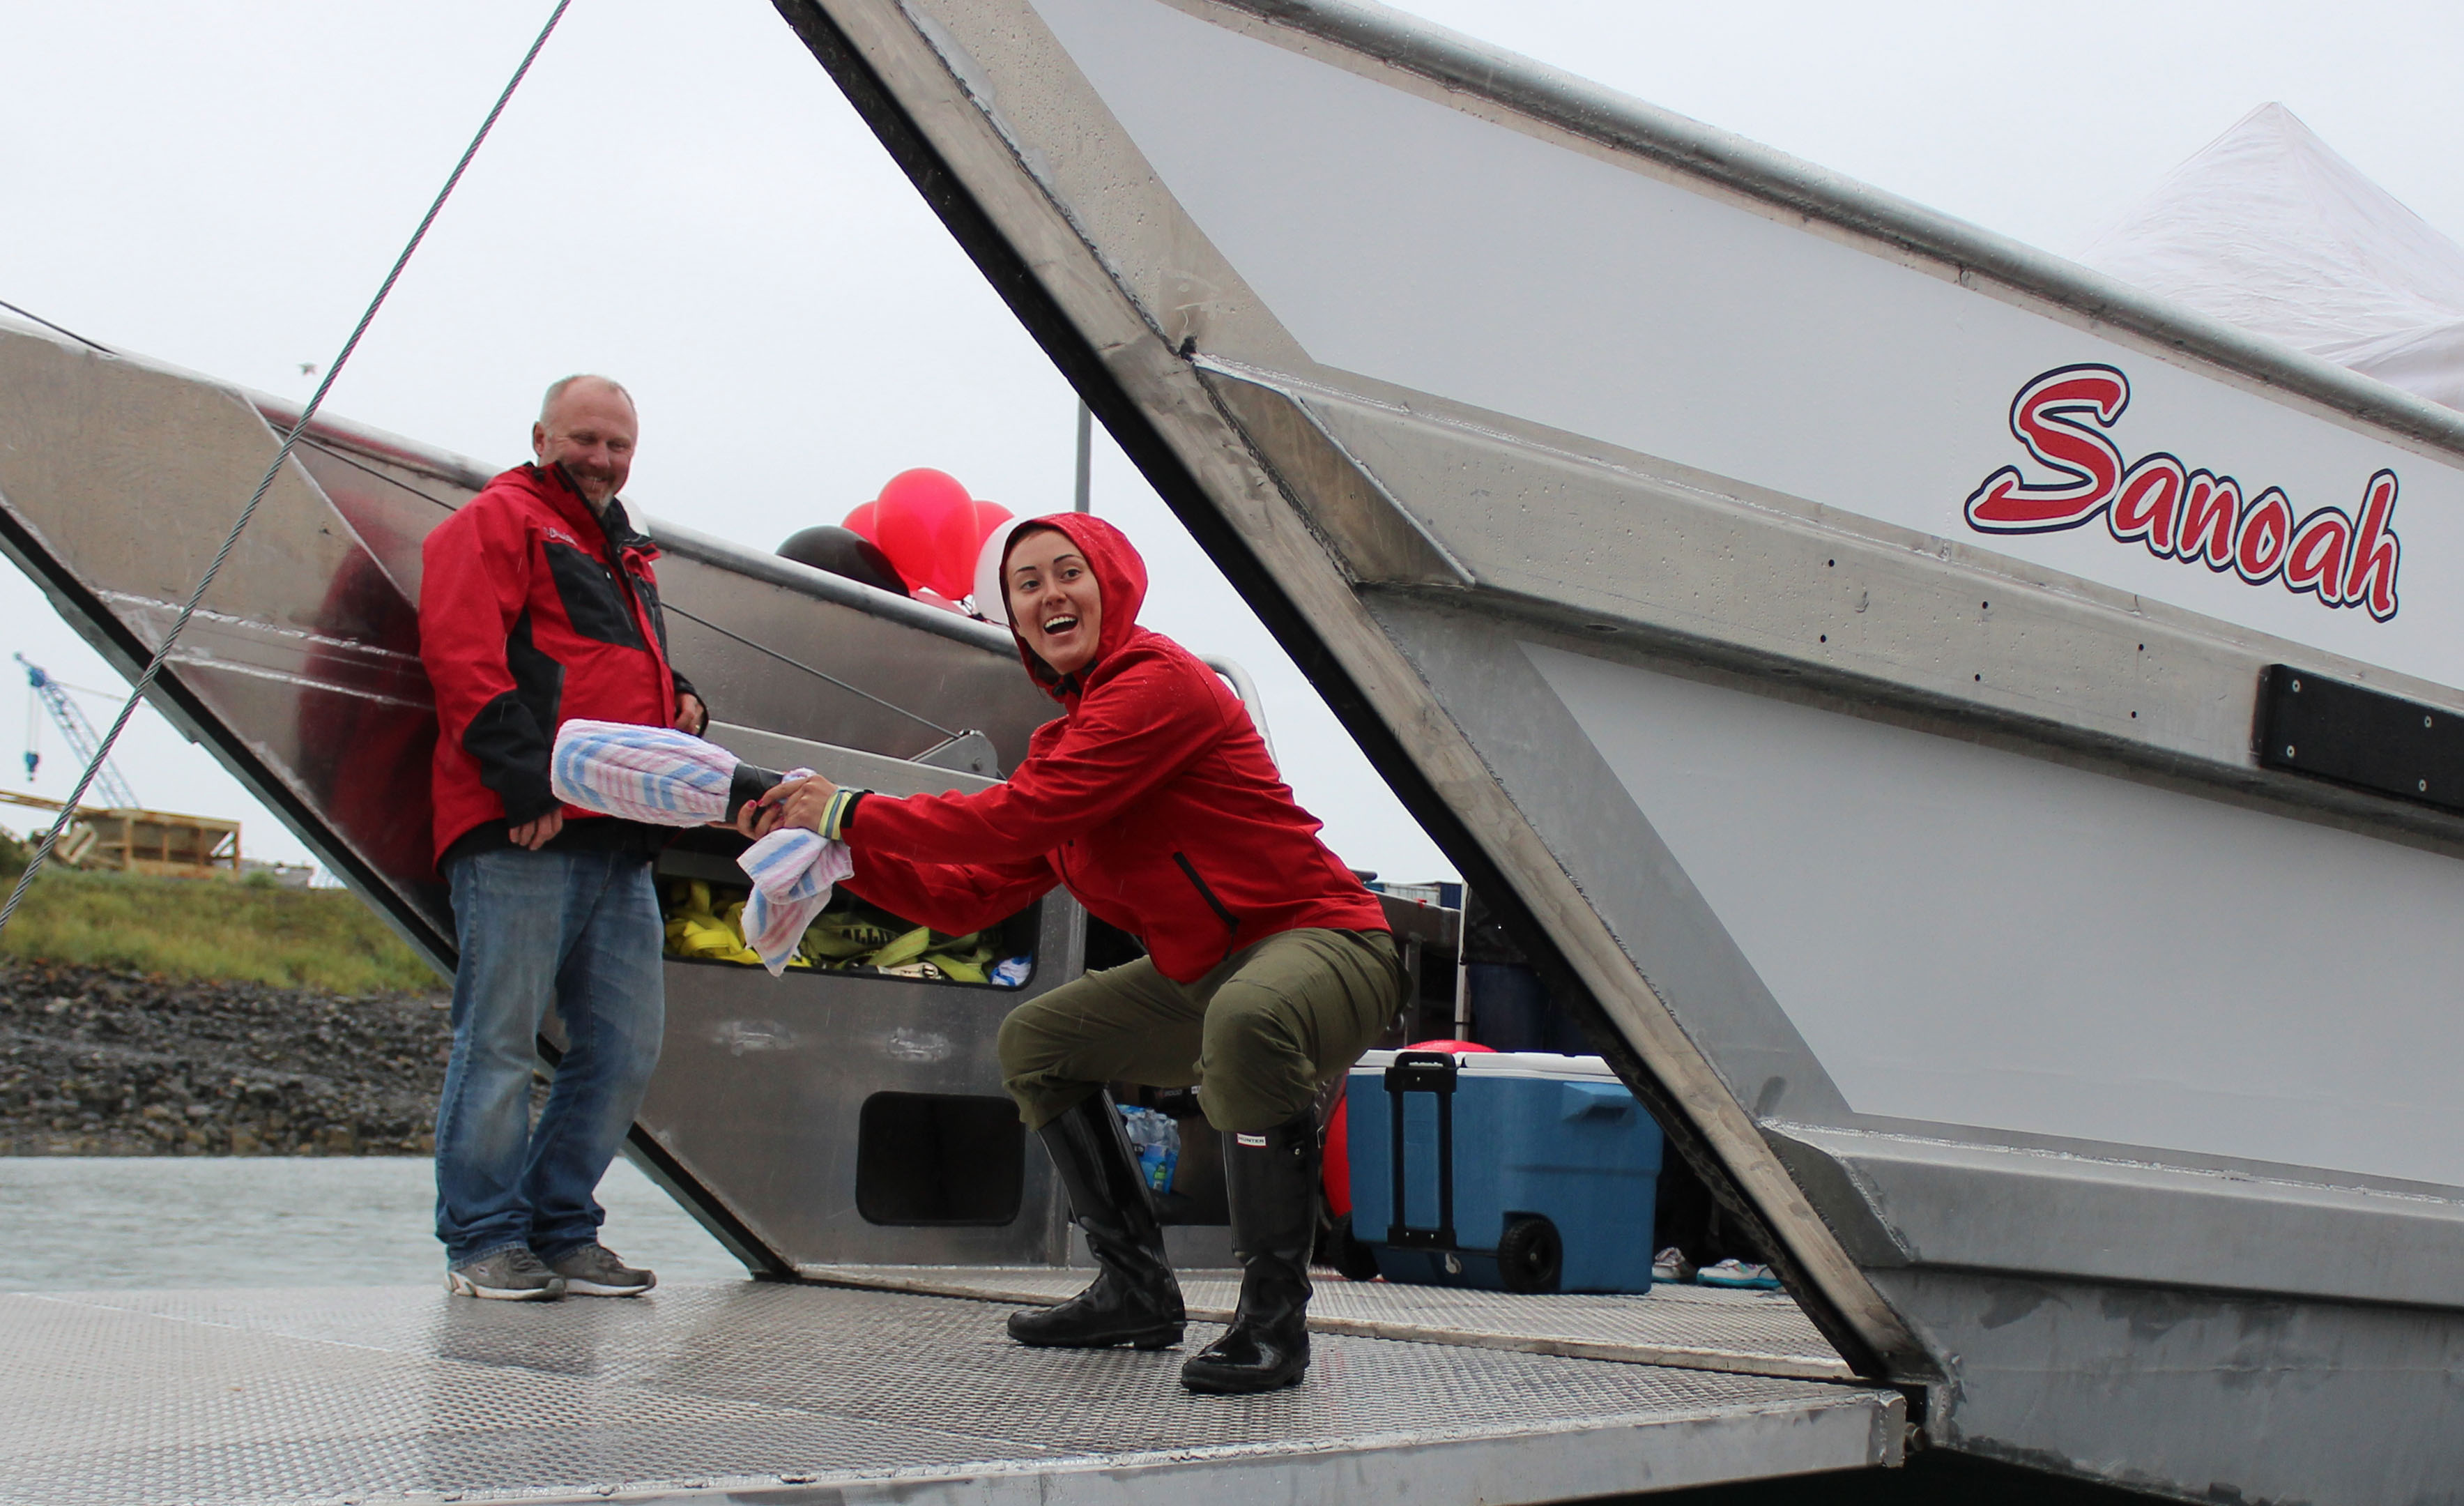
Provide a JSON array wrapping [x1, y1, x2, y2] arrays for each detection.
[[0, 961, 452, 1157]]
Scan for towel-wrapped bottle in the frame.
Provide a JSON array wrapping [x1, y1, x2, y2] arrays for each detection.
[[548, 720, 852, 975]]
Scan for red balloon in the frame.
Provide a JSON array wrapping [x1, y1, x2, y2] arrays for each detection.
[[841, 501, 880, 542], [870, 469, 981, 599], [973, 499, 1013, 549]]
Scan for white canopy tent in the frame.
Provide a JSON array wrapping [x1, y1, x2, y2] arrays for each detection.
[[2079, 101, 2464, 411]]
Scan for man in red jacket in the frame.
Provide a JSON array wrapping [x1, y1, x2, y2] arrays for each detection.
[[751, 515, 1407, 1392], [420, 375, 705, 1302]]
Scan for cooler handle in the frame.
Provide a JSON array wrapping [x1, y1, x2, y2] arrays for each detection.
[[1384, 1050, 1457, 1250]]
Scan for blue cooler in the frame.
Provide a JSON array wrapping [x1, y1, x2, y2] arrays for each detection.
[[1347, 1049, 1660, 1294]]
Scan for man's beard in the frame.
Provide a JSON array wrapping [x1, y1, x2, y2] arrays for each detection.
[[560, 464, 617, 507]]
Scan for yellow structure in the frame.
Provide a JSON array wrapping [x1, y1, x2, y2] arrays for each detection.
[[0, 790, 241, 879]]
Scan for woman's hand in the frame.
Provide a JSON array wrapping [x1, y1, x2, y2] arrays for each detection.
[[774, 773, 842, 835], [733, 777, 799, 839], [737, 773, 841, 839]]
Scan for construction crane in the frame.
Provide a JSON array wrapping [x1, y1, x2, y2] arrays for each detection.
[[17, 653, 139, 810]]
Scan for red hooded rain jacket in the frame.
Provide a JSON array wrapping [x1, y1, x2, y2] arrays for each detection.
[[841, 514, 1387, 982]]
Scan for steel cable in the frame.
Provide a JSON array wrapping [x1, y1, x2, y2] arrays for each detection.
[[0, 0, 574, 937], [0, 298, 111, 356], [657, 602, 962, 739]]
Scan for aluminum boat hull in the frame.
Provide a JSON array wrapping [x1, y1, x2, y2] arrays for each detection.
[[765, 1, 2464, 1498], [0, 319, 1083, 1274]]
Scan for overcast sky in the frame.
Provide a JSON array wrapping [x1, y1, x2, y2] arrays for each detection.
[[5, 0, 2462, 878]]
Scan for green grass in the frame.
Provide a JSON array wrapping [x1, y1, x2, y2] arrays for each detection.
[[0, 837, 441, 994]]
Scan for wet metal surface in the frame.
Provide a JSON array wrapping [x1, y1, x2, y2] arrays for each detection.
[[0, 1281, 1898, 1505], [809, 1263, 1852, 1380]]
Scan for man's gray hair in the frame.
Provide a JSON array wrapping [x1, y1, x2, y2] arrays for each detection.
[[540, 374, 634, 420]]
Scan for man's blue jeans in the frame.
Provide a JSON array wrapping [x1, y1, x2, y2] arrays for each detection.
[[435, 846, 665, 1265]]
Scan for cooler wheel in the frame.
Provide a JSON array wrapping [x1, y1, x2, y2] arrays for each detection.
[[1497, 1215, 1563, 1294]]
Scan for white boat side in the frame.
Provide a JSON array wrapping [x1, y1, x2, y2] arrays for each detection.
[[763, 1, 2464, 1498]]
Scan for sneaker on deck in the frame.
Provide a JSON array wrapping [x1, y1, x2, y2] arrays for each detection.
[[1651, 1246, 1696, 1283], [447, 1245, 566, 1300], [1695, 1258, 1783, 1291], [548, 1242, 656, 1297]]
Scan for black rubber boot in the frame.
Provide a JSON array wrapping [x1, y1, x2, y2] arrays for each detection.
[[1181, 1111, 1318, 1393], [1007, 1094, 1185, 1350]]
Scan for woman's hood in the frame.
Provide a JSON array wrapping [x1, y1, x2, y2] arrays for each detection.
[[997, 512, 1149, 698]]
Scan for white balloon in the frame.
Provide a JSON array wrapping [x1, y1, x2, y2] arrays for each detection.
[[972, 522, 1016, 624]]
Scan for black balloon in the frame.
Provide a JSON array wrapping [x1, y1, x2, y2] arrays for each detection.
[[776, 526, 910, 595]]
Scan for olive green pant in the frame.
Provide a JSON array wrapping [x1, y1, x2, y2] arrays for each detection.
[[998, 928, 1408, 1134]]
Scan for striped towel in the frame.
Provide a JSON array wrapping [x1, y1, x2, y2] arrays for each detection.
[[551, 720, 851, 975], [551, 720, 744, 825], [740, 829, 854, 973]]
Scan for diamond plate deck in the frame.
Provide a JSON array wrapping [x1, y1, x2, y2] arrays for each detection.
[[806, 1264, 1853, 1380], [0, 1281, 1899, 1506]]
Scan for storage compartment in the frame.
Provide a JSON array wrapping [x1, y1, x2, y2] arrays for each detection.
[[855, 1092, 1026, 1226], [625, 722, 1091, 1270], [636, 881, 1086, 1268], [1347, 1049, 1660, 1294], [654, 828, 1038, 986]]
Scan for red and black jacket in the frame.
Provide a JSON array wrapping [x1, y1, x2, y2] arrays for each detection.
[[418, 463, 696, 864], [839, 513, 1388, 983]]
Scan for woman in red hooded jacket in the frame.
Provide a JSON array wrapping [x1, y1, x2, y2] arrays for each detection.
[[751, 515, 1405, 1394]]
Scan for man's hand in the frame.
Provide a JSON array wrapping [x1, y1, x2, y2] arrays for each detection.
[[736, 773, 841, 840], [510, 810, 565, 850], [674, 692, 708, 736]]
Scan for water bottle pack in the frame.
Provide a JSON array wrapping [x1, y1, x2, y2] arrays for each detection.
[[1117, 1104, 1179, 1195]]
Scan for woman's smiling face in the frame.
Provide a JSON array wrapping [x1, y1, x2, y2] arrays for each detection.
[[1006, 527, 1104, 677]]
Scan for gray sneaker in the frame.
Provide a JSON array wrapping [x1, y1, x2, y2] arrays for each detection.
[[447, 1244, 566, 1300], [547, 1242, 655, 1297]]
